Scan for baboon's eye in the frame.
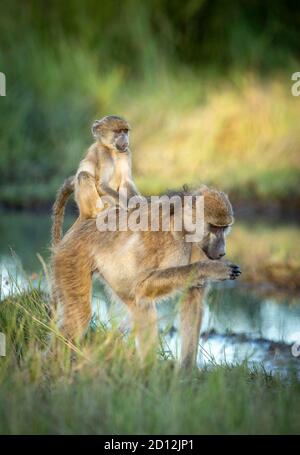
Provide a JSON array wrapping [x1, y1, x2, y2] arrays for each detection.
[[209, 223, 229, 233], [209, 223, 219, 232]]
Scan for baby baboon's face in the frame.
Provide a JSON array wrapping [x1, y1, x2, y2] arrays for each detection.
[[92, 116, 131, 152], [112, 127, 130, 152], [200, 223, 231, 260]]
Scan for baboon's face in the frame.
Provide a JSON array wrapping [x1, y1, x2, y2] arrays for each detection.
[[200, 223, 231, 260], [111, 127, 130, 152], [92, 116, 131, 153]]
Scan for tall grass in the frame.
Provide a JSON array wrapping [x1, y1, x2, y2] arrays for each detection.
[[0, 286, 300, 434]]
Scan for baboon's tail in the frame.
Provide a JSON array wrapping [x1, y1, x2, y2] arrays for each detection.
[[51, 176, 75, 247]]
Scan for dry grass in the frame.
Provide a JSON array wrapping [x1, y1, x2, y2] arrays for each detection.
[[228, 222, 300, 289], [122, 74, 300, 198]]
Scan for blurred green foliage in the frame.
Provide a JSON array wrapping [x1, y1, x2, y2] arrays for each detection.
[[0, 0, 299, 206]]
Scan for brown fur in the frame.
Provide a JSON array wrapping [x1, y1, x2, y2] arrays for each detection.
[[51, 186, 241, 368], [51, 115, 139, 247]]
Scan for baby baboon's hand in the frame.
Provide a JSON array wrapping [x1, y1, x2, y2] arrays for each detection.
[[197, 260, 241, 281]]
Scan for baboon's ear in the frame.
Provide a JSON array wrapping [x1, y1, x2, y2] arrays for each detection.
[[91, 120, 102, 138]]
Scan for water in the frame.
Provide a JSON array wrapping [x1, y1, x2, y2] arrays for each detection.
[[1, 212, 300, 375], [160, 285, 300, 375]]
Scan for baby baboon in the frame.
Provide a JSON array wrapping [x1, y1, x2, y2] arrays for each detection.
[[51, 185, 241, 368], [51, 115, 139, 246]]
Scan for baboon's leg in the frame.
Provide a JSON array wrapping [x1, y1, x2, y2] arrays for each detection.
[[75, 171, 103, 219], [180, 286, 205, 369], [131, 261, 238, 363], [53, 254, 93, 342], [128, 299, 158, 364], [132, 263, 202, 364]]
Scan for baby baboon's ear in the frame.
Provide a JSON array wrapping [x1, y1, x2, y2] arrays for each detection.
[[91, 120, 102, 138]]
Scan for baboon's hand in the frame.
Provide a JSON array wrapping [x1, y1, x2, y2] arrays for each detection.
[[213, 261, 241, 281], [225, 262, 241, 280], [197, 260, 241, 281]]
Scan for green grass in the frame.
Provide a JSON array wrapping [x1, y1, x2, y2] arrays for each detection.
[[0, 288, 300, 434]]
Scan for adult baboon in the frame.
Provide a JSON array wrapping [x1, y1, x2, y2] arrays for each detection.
[[52, 115, 139, 246], [51, 185, 241, 368]]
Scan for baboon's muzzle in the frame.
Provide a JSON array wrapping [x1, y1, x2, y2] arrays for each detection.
[[116, 134, 129, 152]]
